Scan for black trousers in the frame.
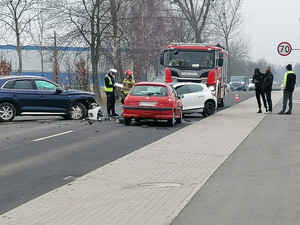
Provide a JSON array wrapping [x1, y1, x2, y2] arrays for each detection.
[[105, 91, 116, 115], [264, 90, 272, 111], [282, 90, 293, 112], [255, 89, 267, 110]]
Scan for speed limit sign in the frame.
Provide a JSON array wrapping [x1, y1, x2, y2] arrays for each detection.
[[277, 42, 292, 56]]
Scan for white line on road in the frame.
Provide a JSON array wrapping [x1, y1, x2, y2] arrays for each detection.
[[32, 130, 74, 142]]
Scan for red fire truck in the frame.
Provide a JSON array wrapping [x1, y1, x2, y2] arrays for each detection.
[[159, 43, 228, 107]]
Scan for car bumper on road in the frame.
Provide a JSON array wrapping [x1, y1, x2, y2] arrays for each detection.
[[123, 106, 173, 120]]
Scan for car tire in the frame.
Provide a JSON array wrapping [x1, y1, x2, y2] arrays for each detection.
[[176, 109, 182, 123], [167, 112, 175, 127], [124, 118, 131, 125], [202, 102, 215, 118], [0, 102, 16, 122], [68, 102, 87, 120]]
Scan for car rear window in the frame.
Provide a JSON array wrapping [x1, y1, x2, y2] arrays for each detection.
[[130, 85, 168, 96]]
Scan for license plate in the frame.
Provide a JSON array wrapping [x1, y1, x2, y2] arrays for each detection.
[[139, 101, 157, 107]]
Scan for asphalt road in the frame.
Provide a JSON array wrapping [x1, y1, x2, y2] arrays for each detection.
[[0, 91, 254, 215]]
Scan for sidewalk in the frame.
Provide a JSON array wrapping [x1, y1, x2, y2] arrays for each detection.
[[172, 89, 300, 225], [0, 92, 282, 225]]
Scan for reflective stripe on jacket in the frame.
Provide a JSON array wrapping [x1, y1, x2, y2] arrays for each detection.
[[122, 78, 135, 95], [283, 71, 296, 92], [104, 75, 113, 92]]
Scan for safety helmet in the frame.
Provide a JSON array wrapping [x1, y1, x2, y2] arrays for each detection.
[[110, 68, 117, 74], [125, 70, 132, 76]]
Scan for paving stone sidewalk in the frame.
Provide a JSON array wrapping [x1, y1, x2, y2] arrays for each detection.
[[0, 92, 282, 225]]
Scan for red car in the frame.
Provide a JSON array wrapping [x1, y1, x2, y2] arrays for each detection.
[[123, 82, 183, 126]]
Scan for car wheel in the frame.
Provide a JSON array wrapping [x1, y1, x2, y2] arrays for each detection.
[[69, 102, 87, 120], [0, 102, 16, 122], [202, 102, 215, 118], [124, 118, 131, 125], [167, 112, 175, 127], [176, 109, 182, 123]]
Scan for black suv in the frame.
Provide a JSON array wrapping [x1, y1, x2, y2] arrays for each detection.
[[0, 76, 98, 122]]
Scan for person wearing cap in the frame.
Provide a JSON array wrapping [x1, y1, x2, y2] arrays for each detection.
[[121, 70, 135, 104], [278, 64, 296, 115], [104, 69, 118, 116]]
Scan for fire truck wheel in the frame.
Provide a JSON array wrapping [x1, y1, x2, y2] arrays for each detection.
[[202, 102, 215, 118]]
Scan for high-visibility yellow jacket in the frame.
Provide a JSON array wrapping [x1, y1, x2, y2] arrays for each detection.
[[104, 75, 114, 92], [283, 70, 296, 92]]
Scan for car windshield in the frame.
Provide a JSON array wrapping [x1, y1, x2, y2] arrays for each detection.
[[130, 85, 168, 97], [231, 76, 246, 82], [168, 50, 215, 69]]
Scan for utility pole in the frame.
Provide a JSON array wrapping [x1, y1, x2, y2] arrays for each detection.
[[52, 31, 59, 84]]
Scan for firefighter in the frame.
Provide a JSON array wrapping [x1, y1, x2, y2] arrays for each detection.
[[104, 68, 118, 116], [278, 64, 296, 115], [121, 70, 135, 104]]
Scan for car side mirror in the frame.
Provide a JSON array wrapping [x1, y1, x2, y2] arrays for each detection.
[[55, 87, 64, 94], [179, 94, 184, 99]]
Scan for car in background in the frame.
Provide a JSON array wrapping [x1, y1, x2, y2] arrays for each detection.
[[248, 79, 255, 91], [123, 82, 183, 126], [173, 83, 217, 117], [229, 76, 248, 91], [273, 81, 281, 91], [0, 76, 98, 122]]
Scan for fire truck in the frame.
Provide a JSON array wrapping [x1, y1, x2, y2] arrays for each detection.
[[159, 43, 228, 107]]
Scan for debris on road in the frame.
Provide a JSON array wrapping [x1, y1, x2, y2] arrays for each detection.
[[156, 127, 170, 130]]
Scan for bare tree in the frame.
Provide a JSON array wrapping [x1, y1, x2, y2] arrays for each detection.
[[45, 0, 117, 102], [75, 58, 90, 91], [171, 0, 214, 43], [118, 0, 182, 80], [210, 0, 246, 77], [52, 31, 59, 84], [0, 0, 38, 75], [29, 0, 46, 77], [0, 59, 12, 76], [211, 0, 243, 52]]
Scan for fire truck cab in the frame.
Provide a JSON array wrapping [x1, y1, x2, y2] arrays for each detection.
[[159, 43, 228, 107]]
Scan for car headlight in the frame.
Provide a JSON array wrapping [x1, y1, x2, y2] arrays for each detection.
[[241, 82, 245, 85]]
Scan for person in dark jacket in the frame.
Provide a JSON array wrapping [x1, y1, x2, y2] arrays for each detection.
[[252, 68, 267, 113], [263, 66, 274, 114], [278, 64, 296, 115], [104, 69, 118, 116]]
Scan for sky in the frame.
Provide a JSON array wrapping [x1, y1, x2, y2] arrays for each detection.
[[241, 0, 300, 66]]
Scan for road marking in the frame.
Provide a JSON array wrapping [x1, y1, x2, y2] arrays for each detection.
[[32, 130, 74, 142]]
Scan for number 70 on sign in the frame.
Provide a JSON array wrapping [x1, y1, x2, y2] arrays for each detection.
[[277, 42, 300, 56]]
